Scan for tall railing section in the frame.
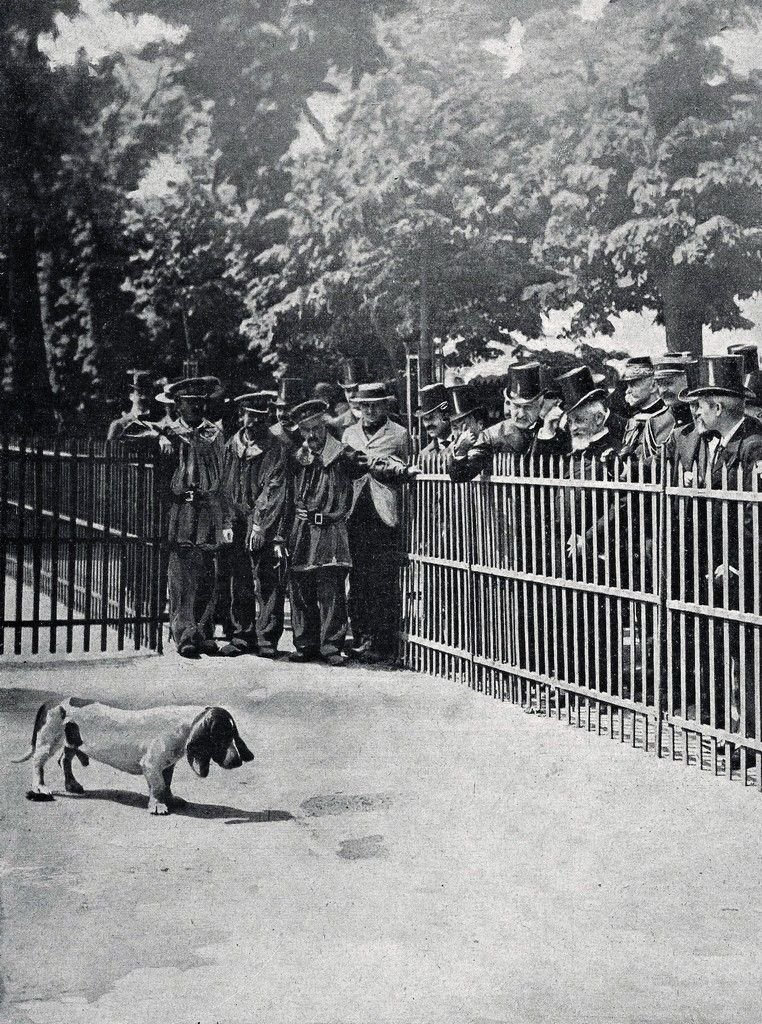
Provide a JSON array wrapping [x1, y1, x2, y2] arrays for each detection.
[[401, 451, 762, 789], [0, 436, 168, 655]]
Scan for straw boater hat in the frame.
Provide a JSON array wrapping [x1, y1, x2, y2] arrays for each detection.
[[289, 399, 330, 427], [679, 355, 755, 401], [447, 385, 485, 423], [232, 392, 273, 415], [353, 382, 393, 404], [621, 356, 655, 382], [416, 383, 449, 418], [555, 366, 607, 412], [164, 376, 221, 402], [503, 363, 543, 404]]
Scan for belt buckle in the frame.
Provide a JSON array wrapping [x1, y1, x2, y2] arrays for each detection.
[[313, 511, 323, 526], [184, 490, 195, 504]]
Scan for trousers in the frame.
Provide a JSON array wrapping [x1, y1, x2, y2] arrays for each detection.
[[168, 545, 216, 648], [289, 567, 348, 657], [347, 491, 401, 656], [226, 518, 285, 652]]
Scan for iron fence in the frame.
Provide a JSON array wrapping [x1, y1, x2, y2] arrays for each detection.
[[0, 436, 168, 655], [401, 451, 762, 788]]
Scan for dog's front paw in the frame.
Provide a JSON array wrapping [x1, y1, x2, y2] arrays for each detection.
[[149, 798, 170, 816]]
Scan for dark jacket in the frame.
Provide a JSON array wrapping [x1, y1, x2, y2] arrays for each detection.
[[448, 419, 536, 483], [224, 429, 288, 545]]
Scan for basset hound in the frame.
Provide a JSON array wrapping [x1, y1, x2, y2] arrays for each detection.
[[12, 699, 253, 815]]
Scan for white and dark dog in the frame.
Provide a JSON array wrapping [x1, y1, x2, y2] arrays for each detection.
[[12, 699, 254, 814]]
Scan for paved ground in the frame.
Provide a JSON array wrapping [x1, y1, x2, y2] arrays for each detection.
[[2, 649, 762, 1024]]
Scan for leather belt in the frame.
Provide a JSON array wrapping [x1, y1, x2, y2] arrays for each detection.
[[173, 490, 210, 505], [295, 507, 343, 526]]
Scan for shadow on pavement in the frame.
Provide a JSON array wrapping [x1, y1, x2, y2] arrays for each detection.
[[62, 789, 294, 824]]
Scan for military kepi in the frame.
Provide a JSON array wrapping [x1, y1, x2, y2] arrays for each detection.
[[680, 355, 755, 401], [621, 356, 654, 381], [290, 399, 330, 426], [233, 392, 273, 415], [417, 383, 449, 417]]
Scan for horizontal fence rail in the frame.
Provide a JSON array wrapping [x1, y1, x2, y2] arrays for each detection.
[[0, 436, 168, 655], [400, 451, 762, 789]]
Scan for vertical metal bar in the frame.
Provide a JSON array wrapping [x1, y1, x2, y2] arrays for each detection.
[[0, 435, 7, 656], [14, 437, 27, 655], [31, 439, 43, 655], [117, 447, 129, 651], [49, 437, 62, 653], [66, 441, 78, 653], [655, 456, 668, 758]]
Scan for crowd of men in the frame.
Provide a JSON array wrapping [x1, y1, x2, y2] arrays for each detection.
[[111, 344, 762, 738]]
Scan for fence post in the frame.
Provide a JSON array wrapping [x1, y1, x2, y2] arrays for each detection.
[[655, 454, 669, 757]]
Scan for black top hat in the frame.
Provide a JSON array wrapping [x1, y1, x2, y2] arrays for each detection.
[[275, 377, 305, 408], [504, 363, 543, 403], [127, 368, 151, 396], [353, 382, 393, 403], [555, 366, 607, 412], [621, 355, 654, 381], [289, 399, 329, 426], [164, 376, 221, 401], [338, 357, 370, 390], [233, 392, 273, 415], [448, 385, 485, 422], [417, 383, 449, 418], [680, 355, 755, 401], [728, 343, 760, 380]]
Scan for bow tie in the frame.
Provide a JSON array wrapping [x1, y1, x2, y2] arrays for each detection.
[[703, 429, 721, 441]]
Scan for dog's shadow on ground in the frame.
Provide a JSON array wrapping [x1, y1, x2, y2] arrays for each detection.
[[62, 789, 294, 824]]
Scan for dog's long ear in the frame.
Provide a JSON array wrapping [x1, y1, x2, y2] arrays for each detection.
[[186, 711, 213, 778], [234, 727, 254, 763]]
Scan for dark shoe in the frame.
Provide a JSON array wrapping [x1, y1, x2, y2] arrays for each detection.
[[324, 653, 347, 667], [350, 638, 372, 657], [289, 649, 317, 663], [178, 642, 199, 659], [257, 647, 278, 659], [198, 639, 220, 657], [219, 643, 245, 657]]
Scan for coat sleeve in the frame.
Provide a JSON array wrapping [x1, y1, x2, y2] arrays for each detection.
[[448, 432, 491, 483], [250, 447, 289, 540]]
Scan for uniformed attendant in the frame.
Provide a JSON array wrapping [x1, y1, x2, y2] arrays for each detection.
[[107, 369, 154, 440], [417, 383, 454, 457], [285, 399, 419, 665], [270, 377, 305, 450], [218, 392, 288, 659], [342, 382, 412, 662], [158, 377, 233, 658], [449, 363, 547, 482], [618, 356, 667, 459]]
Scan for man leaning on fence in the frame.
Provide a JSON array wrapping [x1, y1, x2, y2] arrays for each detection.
[[219, 391, 288, 659], [342, 381, 412, 663], [448, 363, 550, 481], [156, 377, 233, 658], [285, 398, 419, 666], [670, 355, 762, 750]]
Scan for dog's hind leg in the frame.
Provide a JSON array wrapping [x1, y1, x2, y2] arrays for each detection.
[[61, 747, 85, 795], [29, 707, 65, 798]]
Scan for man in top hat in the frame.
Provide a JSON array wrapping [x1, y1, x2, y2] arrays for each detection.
[[618, 356, 667, 459], [728, 342, 762, 420], [342, 382, 413, 662], [107, 369, 155, 440], [534, 365, 626, 459], [670, 354, 762, 749], [449, 363, 547, 482], [417, 383, 454, 457], [219, 391, 289, 659], [270, 377, 305, 450], [284, 398, 419, 666], [156, 376, 233, 658]]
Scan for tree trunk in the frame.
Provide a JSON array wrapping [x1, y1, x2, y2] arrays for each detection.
[[418, 251, 433, 385], [660, 267, 704, 359], [6, 210, 55, 432]]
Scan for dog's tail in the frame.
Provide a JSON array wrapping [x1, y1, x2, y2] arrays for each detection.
[[10, 703, 49, 763]]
